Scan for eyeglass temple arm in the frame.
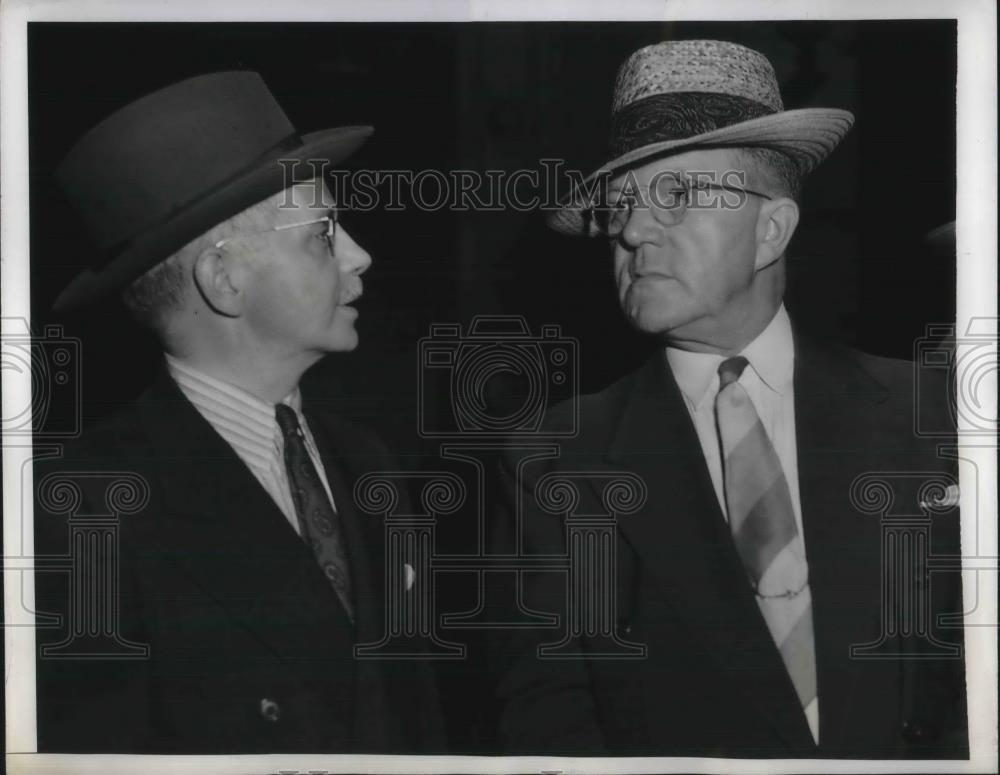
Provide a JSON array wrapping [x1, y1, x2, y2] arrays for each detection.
[[273, 215, 332, 231]]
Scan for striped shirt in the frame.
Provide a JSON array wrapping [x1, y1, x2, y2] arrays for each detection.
[[165, 354, 337, 535]]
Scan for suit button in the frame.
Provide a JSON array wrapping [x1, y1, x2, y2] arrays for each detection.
[[259, 698, 282, 723]]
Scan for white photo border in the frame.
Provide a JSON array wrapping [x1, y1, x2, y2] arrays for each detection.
[[3, 1, 996, 773]]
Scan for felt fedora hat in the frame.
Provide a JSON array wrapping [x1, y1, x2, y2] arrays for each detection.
[[548, 39, 855, 236], [53, 71, 372, 312]]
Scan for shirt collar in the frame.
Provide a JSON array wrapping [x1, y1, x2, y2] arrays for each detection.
[[743, 304, 794, 395], [665, 304, 794, 410], [164, 353, 303, 418]]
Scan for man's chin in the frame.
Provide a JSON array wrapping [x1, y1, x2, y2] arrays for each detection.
[[335, 334, 360, 353], [321, 326, 360, 354], [624, 306, 680, 337]]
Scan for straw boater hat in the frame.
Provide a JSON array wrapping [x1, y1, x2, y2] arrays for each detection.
[[548, 39, 855, 236], [53, 71, 372, 313]]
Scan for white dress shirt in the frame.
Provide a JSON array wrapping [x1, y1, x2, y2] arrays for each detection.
[[166, 354, 337, 536], [665, 304, 819, 743]]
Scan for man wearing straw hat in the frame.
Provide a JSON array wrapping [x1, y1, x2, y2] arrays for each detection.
[[494, 40, 966, 757], [34, 72, 444, 753]]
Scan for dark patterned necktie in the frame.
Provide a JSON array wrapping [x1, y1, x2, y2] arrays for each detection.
[[275, 403, 354, 622], [715, 356, 817, 734]]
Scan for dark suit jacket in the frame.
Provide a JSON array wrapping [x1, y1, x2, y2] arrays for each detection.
[[35, 368, 446, 754], [493, 336, 966, 758]]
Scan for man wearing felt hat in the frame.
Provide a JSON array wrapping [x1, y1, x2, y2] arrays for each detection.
[[34, 72, 445, 753], [493, 39, 966, 758]]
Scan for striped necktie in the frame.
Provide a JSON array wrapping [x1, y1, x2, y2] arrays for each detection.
[[715, 356, 817, 740], [275, 403, 355, 623]]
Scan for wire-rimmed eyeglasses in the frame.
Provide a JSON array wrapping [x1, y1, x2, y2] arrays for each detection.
[[214, 207, 339, 256], [588, 177, 772, 238]]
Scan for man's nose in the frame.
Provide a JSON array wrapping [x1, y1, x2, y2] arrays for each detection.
[[619, 205, 664, 248], [335, 226, 373, 274]]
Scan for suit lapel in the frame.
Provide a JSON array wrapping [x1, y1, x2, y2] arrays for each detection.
[[302, 406, 395, 750], [793, 336, 891, 753], [134, 369, 354, 667], [304, 415, 383, 643], [605, 354, 816, 750]]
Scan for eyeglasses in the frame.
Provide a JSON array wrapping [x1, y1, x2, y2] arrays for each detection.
[[214, 207, 339, 256], [588, 178, 772, 238]]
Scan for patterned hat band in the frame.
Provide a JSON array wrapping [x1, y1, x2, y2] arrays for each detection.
[[547, 40, 855, 237], [609, 92, 776, 159]]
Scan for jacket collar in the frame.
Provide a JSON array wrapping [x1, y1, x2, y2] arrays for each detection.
[[130, 367, 362, 662], [790, 333, 891, 753], [602, 334, 889, 751]]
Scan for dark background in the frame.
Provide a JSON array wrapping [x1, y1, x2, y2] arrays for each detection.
[[26, 20, 957, 751]]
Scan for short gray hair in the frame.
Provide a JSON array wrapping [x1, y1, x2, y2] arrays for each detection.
[[120, 196, 277, 333], [733, 147, 803, 202], [120, 252, 191, 334]]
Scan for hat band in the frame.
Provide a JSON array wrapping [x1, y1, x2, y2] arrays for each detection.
[[609, 92, 775, 158], [94, 131, 306, 269]]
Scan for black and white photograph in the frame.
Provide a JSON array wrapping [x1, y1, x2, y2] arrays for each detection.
[[2, 2, 996, 773]]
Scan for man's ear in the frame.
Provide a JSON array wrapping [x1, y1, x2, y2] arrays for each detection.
[[192, 247, 243, 317], [754, 197, 799, 271]]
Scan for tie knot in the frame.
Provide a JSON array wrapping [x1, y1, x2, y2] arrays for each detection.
[[275, 403, 302, 439], [718, 356, 749, 389]]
